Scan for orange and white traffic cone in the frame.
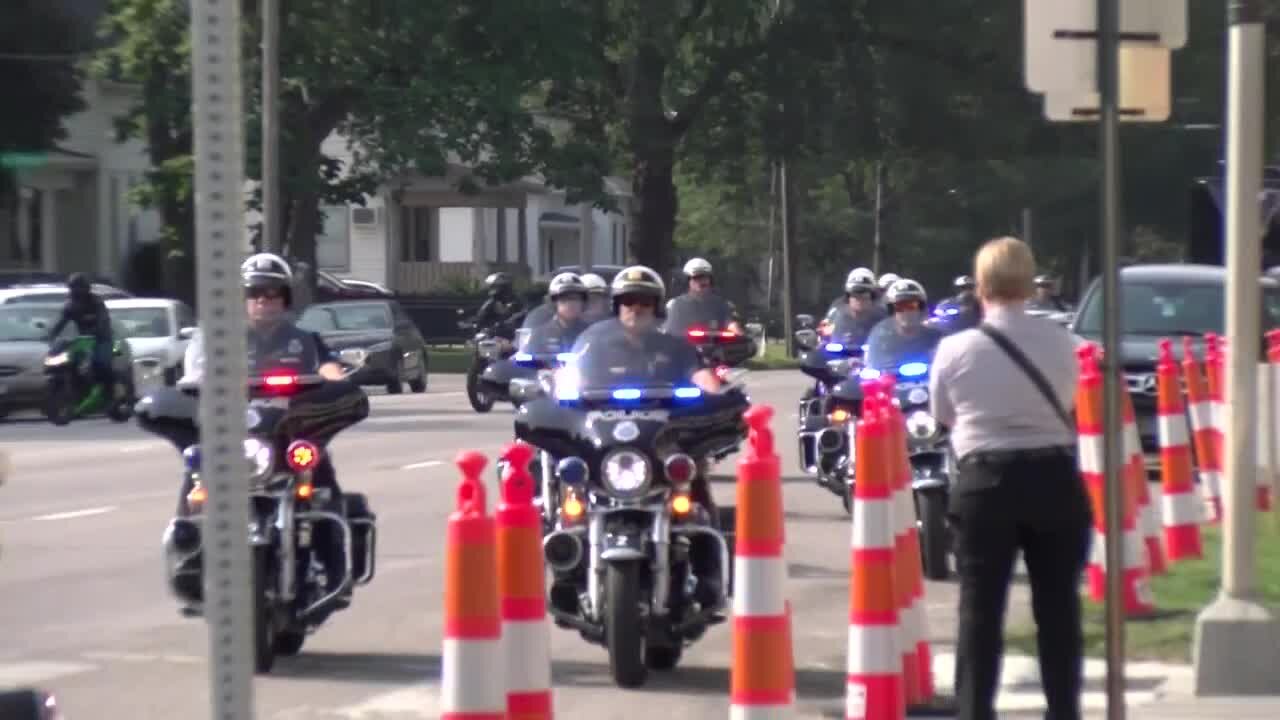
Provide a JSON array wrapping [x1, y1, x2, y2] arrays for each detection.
[[1121, 389, 1165, 576], [1077, 346, 1156, 616], [730, 405, 795, 719], [442, 451, 505, 720], [497, 442, 553, 719], [1182, 337, 1222, 523], [1155, 339, 1203, 561], [845, 385, 905, 720]]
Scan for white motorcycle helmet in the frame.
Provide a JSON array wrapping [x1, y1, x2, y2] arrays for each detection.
[[885, 278, 928, 310], [547, 272, 588, 301], [581, 273, 609, 296], [877, 272, 901, 293], [845, 267, 877, 294], [682, 257, 713, 278]]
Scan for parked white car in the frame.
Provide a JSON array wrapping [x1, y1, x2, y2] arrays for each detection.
[[106, 298, 197, 386]]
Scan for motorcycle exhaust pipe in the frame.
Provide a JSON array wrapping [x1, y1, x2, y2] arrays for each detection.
[[542, 529, 584, 572], [817, 427, 844, 452]]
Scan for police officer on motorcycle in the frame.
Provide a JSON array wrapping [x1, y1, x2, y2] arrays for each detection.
[[877, 272, 901, 312], [46, 273, 117, 405], [581, 272, 611, 323], [865, 278, 945, 369], [181, 253, 355, 599], [930, 274, 982, 334], [1027, 274, 1069, 312], [662, 257, 743, 336], [571, 266, 726, 509], [824, 267, 887, 343], [525, 272, 592, 351]]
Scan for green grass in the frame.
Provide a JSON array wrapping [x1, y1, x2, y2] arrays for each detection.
[[1005, 515, 1280, 662], [744, 339, 801, 370]]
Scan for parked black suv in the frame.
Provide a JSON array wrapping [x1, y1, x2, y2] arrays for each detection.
[[1071, 264, 1280, 457]]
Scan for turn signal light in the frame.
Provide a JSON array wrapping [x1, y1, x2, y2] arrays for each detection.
[[295, 482, 314, 500], [671, 494, 692, 515], [186, 483, 207, 512], [286, 440, 321, 472], [829, 408, 851, 424], [562, 491, 584, 520]]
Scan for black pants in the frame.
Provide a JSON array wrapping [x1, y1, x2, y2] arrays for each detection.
[[949, 448, 1093, 720]]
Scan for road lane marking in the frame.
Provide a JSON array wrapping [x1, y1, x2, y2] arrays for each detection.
[[401, 460, 443, 470], [81, 651, 204, 665], [0, 660, 96, 686], [29, 506, 118, 522]]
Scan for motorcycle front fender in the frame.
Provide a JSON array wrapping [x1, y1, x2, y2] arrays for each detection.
[[909, 451, 950, 491]]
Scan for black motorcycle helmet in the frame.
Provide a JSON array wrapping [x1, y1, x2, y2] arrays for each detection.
[[241, 252, 294, 307], [485, 272, 515, 299], [67, 272, 92, 299]]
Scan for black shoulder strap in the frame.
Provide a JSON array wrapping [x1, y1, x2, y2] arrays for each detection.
[[977, 323, 1075, 433]]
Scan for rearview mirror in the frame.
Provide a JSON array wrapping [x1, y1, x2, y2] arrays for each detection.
[[794, 329, 818, 350], [178, 326, 197, 340], [794, 314, 815, 329]]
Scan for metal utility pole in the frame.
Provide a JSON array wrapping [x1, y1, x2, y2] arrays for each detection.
[[190, 0, 254, 717], [766, 163, 777, 304], [262, 0, 281, 254], [780, 160, 794, 357], [1193, 0, 1280, 696], [1096, 0, 1127, 717], [872, 162, 884, 275], [1021, 207, 1034, 249]]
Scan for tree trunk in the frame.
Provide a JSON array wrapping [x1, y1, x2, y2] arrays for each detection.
[[630, 149, 678, 276]]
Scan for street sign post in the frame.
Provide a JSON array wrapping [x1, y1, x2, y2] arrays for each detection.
[[1042, 46, 1172, 122], [190, 1, 254, 718]]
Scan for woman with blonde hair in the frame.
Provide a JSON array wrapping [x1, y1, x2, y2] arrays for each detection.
[[929, 236, 1092, 720]]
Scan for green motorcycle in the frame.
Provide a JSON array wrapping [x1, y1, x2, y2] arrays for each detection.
[[43, 335, 134, 426]]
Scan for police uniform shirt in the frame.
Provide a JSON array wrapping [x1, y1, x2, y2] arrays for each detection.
[[246, 322, 336, 374], [521, 302, 555, 329], [570, 318, 701, 385], [525, 315, 591, 354], [928, 304, 1078, 460], [829, 304, 886, 344]]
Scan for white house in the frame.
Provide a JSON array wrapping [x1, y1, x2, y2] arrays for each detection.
[[0, 76, 161, 278], [308, 133, 634, 294]]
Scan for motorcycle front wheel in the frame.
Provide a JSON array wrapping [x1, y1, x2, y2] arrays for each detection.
[[605, 561, 647, 688], [466, 361, 495, 413], [252, 546, 276, 673], [916, 489, 951, 581], [44, 376, 75, 426]]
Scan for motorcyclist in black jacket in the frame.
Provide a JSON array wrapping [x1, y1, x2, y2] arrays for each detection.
[[47, 273, 116, 407], [1027, 274, 1069, 313], [471, 272, 525, 337]]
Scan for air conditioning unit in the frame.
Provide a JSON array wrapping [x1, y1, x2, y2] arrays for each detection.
[[351, 207, 379, 226]]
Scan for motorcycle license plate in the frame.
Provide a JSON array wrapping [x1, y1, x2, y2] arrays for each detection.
[[249, 397, 289, 409]]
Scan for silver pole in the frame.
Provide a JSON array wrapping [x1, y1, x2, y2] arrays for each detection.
[[780, 160, 793, 357], [261, 0, 281, 254], [191, 1, 253, 718], [1022, 207, 1033, 249], [872, 162, 883, 275], [766, 163, 776, 305], [1221, 0, 1264, 601], [1097, 0, 1127, 717]]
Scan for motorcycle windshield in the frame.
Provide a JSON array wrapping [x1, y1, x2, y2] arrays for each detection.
[[246, 378, 370, 446], [662, 295, 733, 337], [515, 318, 586, 366], [558, 323, 701, 400], [861, 321, 942, 379]]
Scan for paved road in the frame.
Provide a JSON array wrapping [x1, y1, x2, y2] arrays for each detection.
[[0, 370, 1163, 718]]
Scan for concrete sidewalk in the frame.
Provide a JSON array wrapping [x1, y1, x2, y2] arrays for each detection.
[[1124, 695, 1280, 719]]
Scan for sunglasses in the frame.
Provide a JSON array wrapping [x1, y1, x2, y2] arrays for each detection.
[[246, 287, 285, 300], [893, 300, 924, 312], [690, 275, 712, 282], [616, 295, 657, 308], [849, 290, 874, 299]]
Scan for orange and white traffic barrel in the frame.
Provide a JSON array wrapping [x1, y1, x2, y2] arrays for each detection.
[[1121, 389, 1166, 576], [1155, 340, 1203, 561], [497, 442, 554, 719], [1183, 337, 1222, 523], [442, 451, 505, 720], [730, 405, 795, 719], [845, 385, 905, 720]]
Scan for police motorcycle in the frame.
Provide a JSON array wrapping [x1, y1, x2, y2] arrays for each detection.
[[480, 273, 587, 412], [459, 311, 527, 413], [662, 300, 757, 370], [850, 331, 953, 580], [138, 361, 376, 673], [792, 327, 866, 507], [511, 346, 747, 688]]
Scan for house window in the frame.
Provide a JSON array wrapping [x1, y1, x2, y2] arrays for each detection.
[[399, 206, 434, 262], [316, 204, 351, 271]]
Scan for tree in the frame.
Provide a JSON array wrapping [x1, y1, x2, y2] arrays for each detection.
[[0, 0, 87, 194]]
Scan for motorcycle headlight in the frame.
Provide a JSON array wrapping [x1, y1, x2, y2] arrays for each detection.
[[338, 347, 368, 366], [602, 449, 650, 496], [906, 387, 929, 405], [243, 438, 274, 481], [826, 358, 854, 377], [44, 352, 69, 366], [904, 411, 939, 441], [478, 340, 499, 359]]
